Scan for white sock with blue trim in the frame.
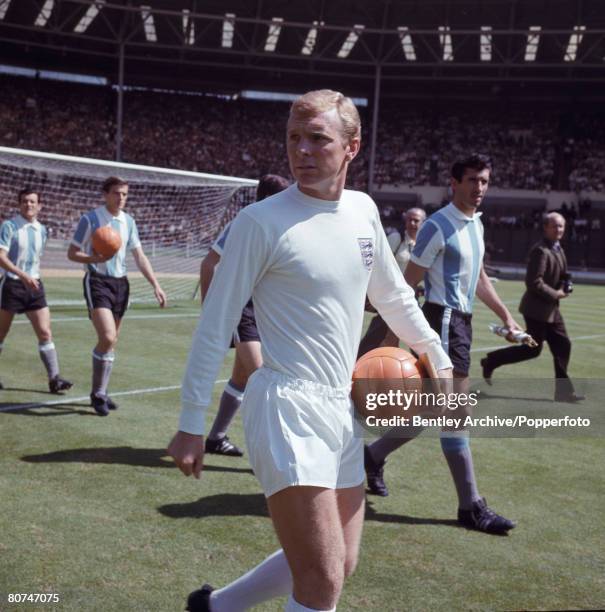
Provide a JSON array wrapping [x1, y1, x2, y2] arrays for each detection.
[[92, 350, 115, 396], [440, 431, 481, 510], [38, 341, 59, 380], [208, 379, 245, 440]]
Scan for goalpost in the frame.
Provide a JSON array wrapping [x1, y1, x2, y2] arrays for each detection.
[[0, 146, 258, 305]]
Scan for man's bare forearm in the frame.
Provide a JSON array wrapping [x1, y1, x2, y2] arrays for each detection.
[[476, 269, 516, 325]]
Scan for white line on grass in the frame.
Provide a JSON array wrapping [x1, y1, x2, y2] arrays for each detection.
[[471, 333, 605, 352], [14, 312, 201, 325], [0, 379, 228, 413]]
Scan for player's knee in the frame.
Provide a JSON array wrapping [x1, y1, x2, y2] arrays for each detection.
[[38, 329, 52, 344], [291, 543, 346, 605], [98, 332, 117, 350], [295, 561, 344, 607]]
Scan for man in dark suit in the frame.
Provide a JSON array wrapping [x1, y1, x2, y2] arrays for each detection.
[[481, 212, 583, 402]]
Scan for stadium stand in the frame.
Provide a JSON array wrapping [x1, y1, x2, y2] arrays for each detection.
[[1, 74, 604, 268], [2, 75, 605, 193]]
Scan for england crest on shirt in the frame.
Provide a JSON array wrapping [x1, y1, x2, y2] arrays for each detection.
[[357, 238, 374, 270]]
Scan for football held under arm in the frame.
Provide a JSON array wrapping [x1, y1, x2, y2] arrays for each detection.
[[366, 218, 452, 372], [179, 211, 273, 435]]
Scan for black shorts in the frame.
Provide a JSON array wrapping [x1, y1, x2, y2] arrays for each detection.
[[84, 272, 130, 319], [422, 301, 472, 376], [231, 299, 259, 347], [0, 276, 47, 314]]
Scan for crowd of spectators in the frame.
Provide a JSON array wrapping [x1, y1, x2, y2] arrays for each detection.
[[565, 112, 605, 193], [0, 75, 604, 193], [372, 103, 558, 191], [0, 76, 115, 159]]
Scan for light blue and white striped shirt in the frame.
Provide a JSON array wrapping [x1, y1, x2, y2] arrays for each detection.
[[71, 206, 141, 278], [0, 215, 47, 280], [411, 203, 484, 314]]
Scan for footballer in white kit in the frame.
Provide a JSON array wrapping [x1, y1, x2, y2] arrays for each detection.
[[169, 90, 452, 612], [180, 184, 450, 494]]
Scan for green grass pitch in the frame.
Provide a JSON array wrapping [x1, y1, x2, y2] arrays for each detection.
[[1, 279, 604, 611]]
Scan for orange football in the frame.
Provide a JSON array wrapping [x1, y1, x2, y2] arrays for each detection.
[[92, 226, 122, 258], [352, 347, 425, 422]]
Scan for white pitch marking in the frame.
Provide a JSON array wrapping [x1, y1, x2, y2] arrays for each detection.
[[471, 333, 605, 352], [472, 314, 605, 330], [0, 379, 228, 413], [14, 312, 201, 325], [563, 333, 605, 341]]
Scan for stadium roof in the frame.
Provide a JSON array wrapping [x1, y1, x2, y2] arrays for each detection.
[[1, 0, 604, 99]]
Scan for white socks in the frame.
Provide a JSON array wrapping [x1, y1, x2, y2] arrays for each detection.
[[285, 594, 336, 612], [209, 549, 292, 612]]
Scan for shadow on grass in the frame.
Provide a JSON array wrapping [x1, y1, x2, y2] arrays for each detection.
[[21, 446, 254, 474], [158, 494, 460, 529], [159, 493, 269, 519], [365, 500, 459, 527], [1, 386, 57, 395], [0, 402, 93, 416]]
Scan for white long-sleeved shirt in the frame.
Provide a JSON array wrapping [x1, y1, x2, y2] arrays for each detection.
[[179, 184, 451, 435]]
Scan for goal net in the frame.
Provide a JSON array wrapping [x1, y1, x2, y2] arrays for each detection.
[[0, 146, 257, 305]]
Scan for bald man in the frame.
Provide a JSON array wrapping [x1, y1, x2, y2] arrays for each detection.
[[481, 212, 584, 402]]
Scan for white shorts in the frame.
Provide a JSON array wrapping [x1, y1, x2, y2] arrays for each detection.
[[241, 367, 364, 498]]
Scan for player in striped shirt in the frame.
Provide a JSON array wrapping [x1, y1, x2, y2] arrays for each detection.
[[0, 188, 72, 393], [67, 176, 166, 416], [364, 154, 523, 534]]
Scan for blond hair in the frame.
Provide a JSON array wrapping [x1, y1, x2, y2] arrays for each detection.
[[290, 89, 361, 142]]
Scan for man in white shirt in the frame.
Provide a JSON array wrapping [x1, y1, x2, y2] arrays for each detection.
[[168, 90, 452, 612]]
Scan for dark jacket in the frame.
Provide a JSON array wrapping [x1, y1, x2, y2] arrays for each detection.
[[519, 239, 567, 322]]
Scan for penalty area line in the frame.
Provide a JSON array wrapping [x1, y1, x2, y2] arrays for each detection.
[[0, 379, 228, 413]]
